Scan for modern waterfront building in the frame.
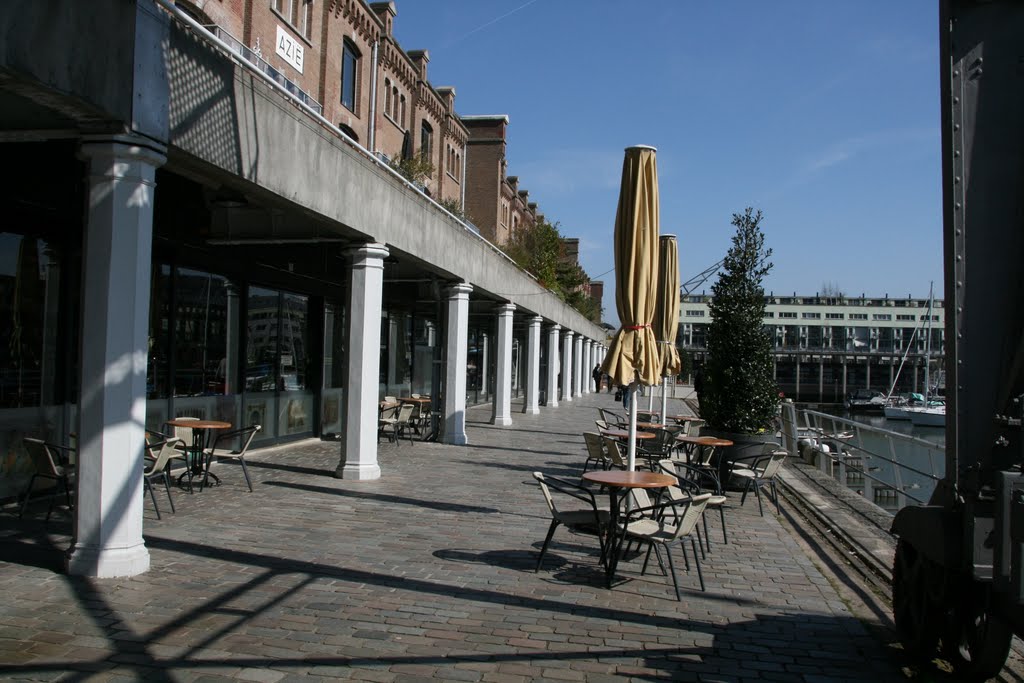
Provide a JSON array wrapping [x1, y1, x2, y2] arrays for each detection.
[[679, 293, 945, 404], [0, 0, 607, 577]]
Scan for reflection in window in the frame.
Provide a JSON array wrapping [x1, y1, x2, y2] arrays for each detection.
[[148, 264, 172, 399], [174, 269, 230, 398], [341, 39, 359, 111], [0, 234, 62, 408]]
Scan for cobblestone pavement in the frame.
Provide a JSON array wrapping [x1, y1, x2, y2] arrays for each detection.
[[0, 392, 915, 681]]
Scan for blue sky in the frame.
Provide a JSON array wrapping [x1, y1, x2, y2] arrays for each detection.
[[394, 1, 943, 325]]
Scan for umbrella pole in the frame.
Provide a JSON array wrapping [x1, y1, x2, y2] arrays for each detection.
[[627, 382, 638, 471], [661, 377, 669, 424]]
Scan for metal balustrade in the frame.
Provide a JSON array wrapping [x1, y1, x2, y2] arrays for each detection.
[[779, 402, 944, 512]]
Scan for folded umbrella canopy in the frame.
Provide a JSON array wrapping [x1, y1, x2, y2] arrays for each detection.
[[653, 234, 681, 423], [600, 145, 661, 469]]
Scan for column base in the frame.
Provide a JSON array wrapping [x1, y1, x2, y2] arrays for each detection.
[[491, 415, 513, 426], [525, 406, 540, 415], [442, 433, 468, 446], [334, 462, 382, 480], [66, 541, 150, 578]]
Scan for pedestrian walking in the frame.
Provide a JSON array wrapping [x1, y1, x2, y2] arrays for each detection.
[[592, 365, 602, 393]]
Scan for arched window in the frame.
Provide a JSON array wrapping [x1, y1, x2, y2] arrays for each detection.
[[384, 78, 391, 118], [340, 38, 360, 111], [399, 95, 406, 128], [420, 121, 433, 171]]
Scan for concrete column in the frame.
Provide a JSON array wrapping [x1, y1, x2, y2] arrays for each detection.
[[562, 331, 574, 402], [547, 325, 561, 407], [525, 316, 542, 414], [336, 243, 390, 480], [491, 303, 516, 425], [573, 335, 583, 397], [67, 134, 166, 578], [443, 283, 473, 444]]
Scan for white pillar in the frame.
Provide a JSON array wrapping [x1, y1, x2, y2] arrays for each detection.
[[525, 316, 542, 414], [573, 335, 583, 397], [480, 333, 490, 401], [547, 324, 561, 407], [562, 331, 574, 402], [492, 303, 516, 425], [67, 134, 166, 578], [336, 243, 389, 480], [583, 340, 593, 393], [443, 283, 473, 444]]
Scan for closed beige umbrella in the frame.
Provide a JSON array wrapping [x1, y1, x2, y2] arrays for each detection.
[[600, 145, 661, 469], [654, 235, 681, 422]]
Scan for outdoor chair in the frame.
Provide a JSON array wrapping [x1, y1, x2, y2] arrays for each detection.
[[726, 448, 788, 516], [638, 425, 684, 468], [684, 419, 705, 436], [660, 459, 729, 548], [532, 472, 610, 572], [143, 436, 184, 519], [19, 438, 76, 521], [600, 435, 627, 470], [582, 432, 609, 473], [380, 403, 415, 445], [617, 491, 712, 598], [598, 408, 626, 428], [594, 419, 613, 433], [201, 424, 262, 491]]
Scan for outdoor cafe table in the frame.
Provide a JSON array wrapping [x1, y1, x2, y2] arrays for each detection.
[[581, 469, 677, 587], [165, 419, 232, 488], [601, 428, 656, 442]]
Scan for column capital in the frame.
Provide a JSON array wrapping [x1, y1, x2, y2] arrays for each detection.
[[494, 302, 516, 315], [445, 282, 474, 298], [564, 330, 575, 339], [529, 315, 543, 326], [548, 323, 561, 332], [345, 243, 390, 267], [78, 133, 168, 164]]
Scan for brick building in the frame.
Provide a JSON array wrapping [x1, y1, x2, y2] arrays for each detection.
[[179, 0, 467, 205]]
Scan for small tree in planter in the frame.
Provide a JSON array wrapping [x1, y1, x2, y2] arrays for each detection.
[[701, 207, 780, 435]]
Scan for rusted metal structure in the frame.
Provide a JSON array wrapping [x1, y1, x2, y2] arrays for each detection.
[[890, 1, 1024, 678]]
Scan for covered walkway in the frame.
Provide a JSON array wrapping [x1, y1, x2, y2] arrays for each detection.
[[1, 392, 932, 681]]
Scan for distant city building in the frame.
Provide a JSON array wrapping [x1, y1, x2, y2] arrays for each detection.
[[680, 293, 945, 402]]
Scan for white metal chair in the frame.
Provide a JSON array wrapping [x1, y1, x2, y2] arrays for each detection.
[[143, 436, 184, 519], [201, 424, 262, 491], [727, 448, 788, 516], [532, 472, 610, 572]]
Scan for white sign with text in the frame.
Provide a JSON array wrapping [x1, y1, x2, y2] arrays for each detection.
[[276, 25, 303, 73]]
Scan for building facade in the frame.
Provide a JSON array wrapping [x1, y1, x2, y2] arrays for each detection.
[[679, 294, 945, 403], [0, 0, 607, 577]]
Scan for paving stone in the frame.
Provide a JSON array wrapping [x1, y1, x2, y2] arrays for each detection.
[[0, 394, 976, 681]]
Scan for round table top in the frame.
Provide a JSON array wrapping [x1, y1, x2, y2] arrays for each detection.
[[601, 429, 656, 440], [399, 396, 431, 403], [635, 421, 673, 430], [676, 434, 734, 447], [166, 419, 232, 430], [582, 470, 676, 489]]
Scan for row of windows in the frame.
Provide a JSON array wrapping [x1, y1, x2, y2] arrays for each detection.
[[446, 144, 462, 180], [683, 308, 942, 323], [272, 0, 313, 40], [383, 78, 407, 127]]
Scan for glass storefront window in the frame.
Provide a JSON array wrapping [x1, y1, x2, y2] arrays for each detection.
[[0, 234, 55, 409], [174, 269, 229, 398]]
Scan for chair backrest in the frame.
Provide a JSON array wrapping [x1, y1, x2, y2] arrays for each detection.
[[23, 438, 61, 476], [601, 436, 626, 468], [659, 459, 704, 493], [759, 450, 788, 479], [396, 403, 415, 422], [685, 419, 705, 437], [583, 432, 606, 463], [411, 393, 421, 399], [236, 424, 262, 454], [595, 419, 611, 432], [598, 408, 625, 427], [533, 472, 558, 516], [145, 437, 184, 473], [171, 415, 200, 443], [670, 493, 712, 538], [384, 395, 398, 403]]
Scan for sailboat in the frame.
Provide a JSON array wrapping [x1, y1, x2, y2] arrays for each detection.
[[883, 285, 933, 420], [903, 284, 945, 427]]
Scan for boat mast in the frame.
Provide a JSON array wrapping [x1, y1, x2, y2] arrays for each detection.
[[922, 282, 934, 401]]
